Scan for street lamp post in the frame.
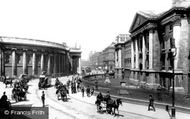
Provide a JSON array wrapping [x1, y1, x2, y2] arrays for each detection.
[[170, 45, 177, 118]]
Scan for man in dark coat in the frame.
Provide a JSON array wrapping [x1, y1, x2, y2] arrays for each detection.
[[148, 95, 156, 111], [1, 92, 8, 103]]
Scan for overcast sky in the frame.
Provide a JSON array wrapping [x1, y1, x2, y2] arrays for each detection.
[[0, 0, 172, 60]]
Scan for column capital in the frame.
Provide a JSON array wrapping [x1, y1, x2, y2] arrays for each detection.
[[173, 18, 181, 26], [149, 28, 154, 33], [23, 49, 28, 51], [33, 49, 37, 52], [12, 48, 17, 51]]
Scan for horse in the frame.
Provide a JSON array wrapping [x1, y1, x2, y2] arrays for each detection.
[[56, 84, 69, 101], [3, 77, 13, 88], [108, 98, 122, 116], [12, 87, 27, 102]]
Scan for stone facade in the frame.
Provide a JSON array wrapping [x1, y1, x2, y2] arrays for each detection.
[[115, 34, 130, 79], [128, 0, 190, 94], [0, 36, 81, 77]]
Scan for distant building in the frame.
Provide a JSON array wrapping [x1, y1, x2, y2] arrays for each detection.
[[88, 42, 115, 72], [103, 42, 115, 71], [89, 51, 100, 70]]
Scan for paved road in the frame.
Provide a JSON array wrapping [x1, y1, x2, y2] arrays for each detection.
[[0, 76, 189, 119]]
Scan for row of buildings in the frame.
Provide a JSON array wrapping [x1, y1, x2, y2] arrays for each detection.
[[0, 36, 82, 78], [89, 0, 190, 94]]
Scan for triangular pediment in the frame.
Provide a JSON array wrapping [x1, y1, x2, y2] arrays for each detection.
[[129, 13, 148, 33]]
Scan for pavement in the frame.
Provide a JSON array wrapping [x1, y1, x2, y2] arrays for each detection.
[[0, 76, 190, 119], [59, 76, 190, 119]]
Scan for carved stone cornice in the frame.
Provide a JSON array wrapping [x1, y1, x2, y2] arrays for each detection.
[[130, 23, 157, 38], [173, 16, 181, 26]]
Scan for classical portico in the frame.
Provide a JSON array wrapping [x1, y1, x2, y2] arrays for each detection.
[[129, 11, 161, 89], [128, 0, 190, 94]]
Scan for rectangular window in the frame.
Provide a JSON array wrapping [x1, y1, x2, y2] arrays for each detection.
[[146, 54, 149, 69], [161, 53, 165, 70]]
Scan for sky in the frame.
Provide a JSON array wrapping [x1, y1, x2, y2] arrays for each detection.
[[0, 0, 172, 60]]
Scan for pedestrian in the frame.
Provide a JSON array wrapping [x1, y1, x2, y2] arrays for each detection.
[[86, 86, 90, 97], [148, 95, 156, 111], [91, 87, 94, 96], [1, 92, 8, 103], [96, 92, 103, 101], [105, 91, 110, 100], [95, 79, 98, 91], [41, 91, 45, 107], [157, 85, 162, 101], [81, 86, 85, 97]]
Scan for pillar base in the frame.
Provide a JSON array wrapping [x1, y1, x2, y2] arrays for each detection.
[[146, 83, 158, 90], [171, 107, 176, 119], [169, 87, 185, 94]]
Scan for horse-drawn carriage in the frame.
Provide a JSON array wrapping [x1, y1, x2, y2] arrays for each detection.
[[11, 80, 28, 102], [2, 74, 32, 89], [38, 74, 51, 89], [56, 84, 69, 101], [11, 74, 30, 102], [95, 93, 122, 116], [11, 86, 27, 102]]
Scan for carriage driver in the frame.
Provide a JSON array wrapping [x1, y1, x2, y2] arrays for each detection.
[[105, 91, 111, 100], [97, 92, 103, 101]]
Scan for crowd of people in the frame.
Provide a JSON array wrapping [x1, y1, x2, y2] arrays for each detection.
[[66, 74, 95, 98]]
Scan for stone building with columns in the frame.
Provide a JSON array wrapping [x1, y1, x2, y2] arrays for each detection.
[[129, 0, 190, 94], [115, 34, 130, 79], [0, 36, 81, 78]]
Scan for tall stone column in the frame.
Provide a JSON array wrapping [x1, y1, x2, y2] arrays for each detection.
[[142, 34, 146, 69], [53, 54, 57, 75], [114, 51, 117, 68], [47, 54, 51, 75], [78, 57, 81, 74], [32, 50, 37, 75], [63, 54, 65, 74], [118, 46, 122, 79], [131, 40, 134, 69], [40, 51, 44, 73], [23, 49, 27, 74], [135, 38, 139, 69], [0, 48, 5, 76], [12, 48, 16, 77], [118, 47, 122, 68], [173, 19, 181, 70], [59, 53, 61, 76], [149, 29, 154, 69]]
